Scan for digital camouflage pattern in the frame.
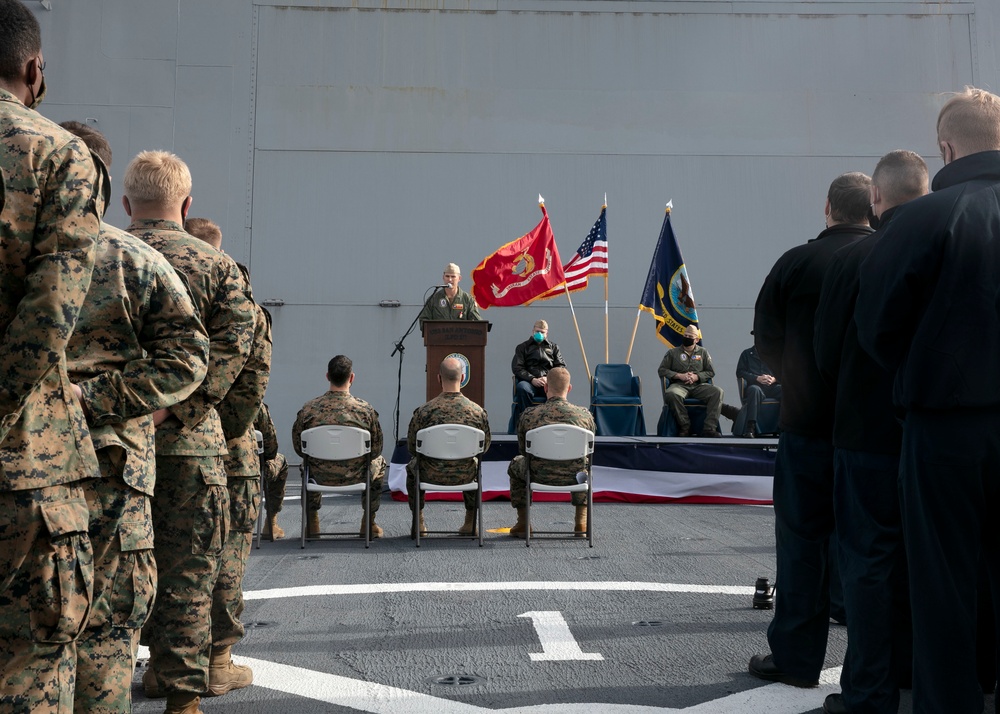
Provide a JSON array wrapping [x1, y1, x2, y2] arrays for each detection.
[[127, 218, 255, 457], [129, 220, 250, 696], [508, 397, 595, 508], [255, 404, 287, 515], [405, 391, 490, 511], [1, 89, 100, 713], [293, 390, 388, 513], [65, 220, 208, 713]]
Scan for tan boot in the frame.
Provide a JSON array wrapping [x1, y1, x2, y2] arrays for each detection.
[[410, 510, 428, 539], [508, 507, 531, 538], [360, 511, 383, 538], [307, 511, 321, 537], [142, 666, 165, 699], [206, 644, 253, 697], [262, 512, 284, 541], [458, 509, 477, 535], [164, 692, 204, 714], [574, 504, 588, 537]]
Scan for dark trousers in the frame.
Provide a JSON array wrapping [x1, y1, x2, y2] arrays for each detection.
[[743, 383, 782, 425], [767, 431, 835, 681], [901, 409, 1000, 714], [834, 448, 911, 713]]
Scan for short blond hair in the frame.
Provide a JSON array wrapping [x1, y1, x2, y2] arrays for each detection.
[[444, 263, 461, 275], [937, 87, 1000, 155], [123, 150, 192, 207], [184, 217, 222, 249], [533, 319, 548, 332], [546, 366, 570, 395]]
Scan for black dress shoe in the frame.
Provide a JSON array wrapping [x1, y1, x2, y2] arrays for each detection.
[[700, 429, 723, 438], [677, 426, 690, 437], [748, 654, 819, 688], [823, 693, 848, 714], [721, 403, 741, 421]]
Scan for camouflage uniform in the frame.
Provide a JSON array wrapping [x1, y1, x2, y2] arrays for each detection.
[[0, 89, 100, 714], [508, 397, 595, 508], [131, 219, 255, 697], [66, 221, 209, 714], [292, 391, 388, 513], [212, 285, 272, 650], [405, 392, 491, 511], [256, 404, 287, 515]]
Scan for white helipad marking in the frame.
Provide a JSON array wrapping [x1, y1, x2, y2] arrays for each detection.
[[519, 611, 604, 661], [244, 581, 751, 601]]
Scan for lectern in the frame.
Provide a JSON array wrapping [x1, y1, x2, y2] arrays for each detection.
[[422, 320, 489, 407]]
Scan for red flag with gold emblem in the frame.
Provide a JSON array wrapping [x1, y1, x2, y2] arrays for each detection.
[[471, 204, 566, 308]]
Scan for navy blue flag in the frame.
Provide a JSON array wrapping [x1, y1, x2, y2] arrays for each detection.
[[638, 207, 699, 347]]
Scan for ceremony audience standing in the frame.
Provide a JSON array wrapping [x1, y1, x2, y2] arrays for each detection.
[[814, 150, 928, 714], [406, 357, 491, 538], [735, 341, 780, 437], [60, 122, 210, 714], [187, 220, 273, 698], [0, 3, 101, 709], [292, 355, 388, 538], [125, 151, 255, 714], [748, 172, 873, 688], [511, 319, 566, 428], [657, 325, 724, 437], [856, 87, 1000, 714], [417, 262, 481, 324], [256, 403, 289, 540], [507, 367, 595, 538]]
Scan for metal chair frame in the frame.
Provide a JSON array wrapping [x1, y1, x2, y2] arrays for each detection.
[[299, 425, 373, 549], [523, 424, 595, 548], [252, 430, 265, 549], [412, 424, 486, 548]]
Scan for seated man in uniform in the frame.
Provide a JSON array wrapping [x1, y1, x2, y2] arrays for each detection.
[[657, 325, 724, 437], [418, 262, 481, 324], [507, 367, 595, 538], [292, 355, 388, 538], [736, 339, 781, 437], [511, 319, 566, 429]]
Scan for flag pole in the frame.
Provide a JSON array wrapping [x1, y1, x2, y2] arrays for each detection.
[[625, 309, 641, 363], [564, 282, 591, 383], [603, 194, 609, 363]]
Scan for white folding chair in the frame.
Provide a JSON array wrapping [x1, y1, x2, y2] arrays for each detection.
[[252, 430, 265, 549], [299, 425, 373, 548], [413, 424, 486, 548], [524, 424, 595, 548]]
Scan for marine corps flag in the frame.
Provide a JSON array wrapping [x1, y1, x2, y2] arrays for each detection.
[[471, 201, 566, 308], [638, 204, 699, 347]]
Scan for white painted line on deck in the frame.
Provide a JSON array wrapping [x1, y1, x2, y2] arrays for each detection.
[[520, 611, 605, 661]]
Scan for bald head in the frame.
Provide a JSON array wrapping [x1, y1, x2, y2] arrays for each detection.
[[871, 150, 929, 216], [938, 87, 1000, 163], [439, 357, 464, 391]]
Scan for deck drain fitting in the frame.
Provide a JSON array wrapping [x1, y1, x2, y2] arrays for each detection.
[[575, 555, 600, 560], [245, 621, 274, 629], [633, 620, 665, 627], [430, 675, 482, 686], [297, 555, 323, 560]]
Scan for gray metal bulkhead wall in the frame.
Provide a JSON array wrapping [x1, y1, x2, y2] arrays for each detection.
[[34, 0, 998, 460]]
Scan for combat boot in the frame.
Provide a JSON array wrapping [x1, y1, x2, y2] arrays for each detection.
[[142, 667, 165, 698], [508, 508, 531, 538], [458, 509, 477, 535], [360, 511, 383, 538], [164, 692, 204, 714], [410, 510, 428, 539], [262, 512, 284, 540], [574, 505, 588, 537], [206, 645, 253, 697], [307, 511, 321, 537]]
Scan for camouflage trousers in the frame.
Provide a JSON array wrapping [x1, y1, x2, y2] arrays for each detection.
[[76, 449, 156, 714], [405, 457, 477, 511], [141, 455, 229, 696], [307, 455, 387, 514], [262, 453, 288, 515], [507, 455, 586, 509], [0, 482, 93, 714], [211, 476, 260, 648]]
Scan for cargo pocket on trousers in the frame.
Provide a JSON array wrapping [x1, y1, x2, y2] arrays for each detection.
[[191, 483, 229, 557], [229, 479, 260, 533], [110, 520, 156, 629], [31, 498, 94, 643]]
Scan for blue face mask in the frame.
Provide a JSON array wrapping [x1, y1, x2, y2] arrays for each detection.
[[533, 332, 544, 343]]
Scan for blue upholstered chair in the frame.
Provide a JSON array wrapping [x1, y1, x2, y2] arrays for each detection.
[[732, 377, 781, 436], [589, 363, 646, 436], [656, 375, 709, 437]]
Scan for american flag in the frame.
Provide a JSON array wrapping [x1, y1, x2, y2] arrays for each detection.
[[538, 206, 608, 300]]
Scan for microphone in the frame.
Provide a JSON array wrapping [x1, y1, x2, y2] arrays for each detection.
[[434, 285, 449, 289]]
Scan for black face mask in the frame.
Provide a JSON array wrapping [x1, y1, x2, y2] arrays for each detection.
[[682, 337, 696, 347]]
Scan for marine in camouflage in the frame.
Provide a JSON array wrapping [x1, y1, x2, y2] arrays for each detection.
[[130, 218, 254, 697], [255, 404, 288, 515], [508, 397, 595, 509], [0, 85, 100, 712], [66, 200, 209, 713], [405, 391, 490, 511], [293, 391, 387, 513]]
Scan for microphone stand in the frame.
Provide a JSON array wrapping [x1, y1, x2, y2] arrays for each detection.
[[391, 286, 446, 441]]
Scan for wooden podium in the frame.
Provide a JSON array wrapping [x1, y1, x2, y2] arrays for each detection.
[[422, 320, 489, 407]]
